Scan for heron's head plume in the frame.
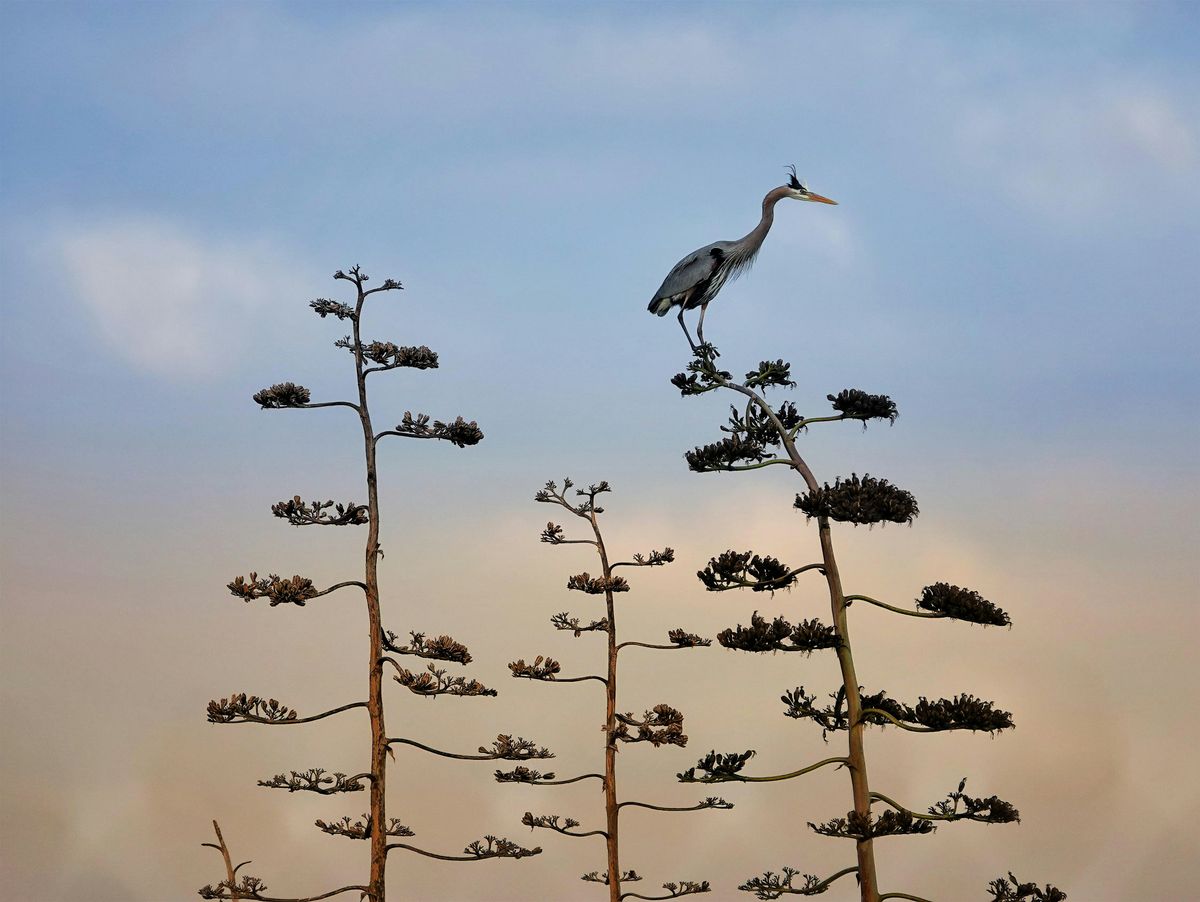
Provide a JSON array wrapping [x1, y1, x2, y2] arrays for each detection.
[[785, 164, 837, 205]]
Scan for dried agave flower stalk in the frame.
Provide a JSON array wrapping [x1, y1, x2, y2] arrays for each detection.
[[507, 479, 722, 902], [200, 266, 534, 901], [669, 339, 1061, 901]]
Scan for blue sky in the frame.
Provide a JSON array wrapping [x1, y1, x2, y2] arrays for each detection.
[[1, 2, 1198, 900]]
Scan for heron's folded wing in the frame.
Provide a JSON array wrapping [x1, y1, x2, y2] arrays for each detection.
[[650, 243, 723, 307]]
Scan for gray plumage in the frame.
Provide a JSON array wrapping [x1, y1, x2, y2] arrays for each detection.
[[648, 168, 837, 350], [647, 240, 753, 317]]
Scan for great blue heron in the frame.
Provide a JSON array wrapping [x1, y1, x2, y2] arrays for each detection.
[[647, 165, 837, 351]]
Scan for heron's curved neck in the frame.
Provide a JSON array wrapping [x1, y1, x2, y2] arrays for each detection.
[[740, 186, 790, 249]]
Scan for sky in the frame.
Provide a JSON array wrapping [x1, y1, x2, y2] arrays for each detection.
[[1, 1, 1198, 900]]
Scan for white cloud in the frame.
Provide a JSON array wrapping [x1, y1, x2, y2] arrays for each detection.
[[55, 218, 309, 378], [773, 213, 860, 271], [1112, 88, 1198, 171], [954, 83, 1199, 223]]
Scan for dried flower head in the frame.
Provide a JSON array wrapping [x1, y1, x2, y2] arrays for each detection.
[[567, 572, 630, 594], [686, 434, 771, 472], [904, 694, 1014, 733], [309, 298, 356, 320], [463, 835, 541, 859], [485, 734, 555, 760], [671, 347, 731, 396], [252, 382, 311, 409], [698, 550, 802, 592], [717, 611, 839, 654], [271, 496, 368, 527], [315, 814, 413, 840], [207, 693, 298, 724], [582, 870, 643, 885], [613, 704, 687, 747], [391, 411, 484, 447], [744, 359, 796, 390], [656, 880, 711, 897], [508, 656, 562, 681], [795, 473, 918, 525], [927, 778, 1021, 824], [198, 875, 269, 900], [668, 628, 711, 648], [917, 582, 1011, 627], [521, 812, 582, 833], [738, 866, 830, 900], [632, 547, 676, 566], [550, 611, 610, 636], [383, 630, 472, 664], [987, 874, 1068, 902], [677, 749, 756, 783], [827, 388, 898, 424], [353, 341, 439, 370], [392, 663, 496, 698], [809, 809, 935, 840], [494, 765, 557, 783], [227, 572, 319, 607], [257, 769, 364, 794]]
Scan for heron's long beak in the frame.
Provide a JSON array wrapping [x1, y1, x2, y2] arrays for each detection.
[[806, 193, 838, 205]]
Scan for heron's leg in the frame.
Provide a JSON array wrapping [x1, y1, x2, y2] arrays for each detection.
[[696, 303, 709, 348], [676, 307, 698, 353]]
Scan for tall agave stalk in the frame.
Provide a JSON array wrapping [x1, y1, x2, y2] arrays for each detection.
[[669, 340, 1064, 902], [507, 479, 729, 902], [199, 265, 541, 902]]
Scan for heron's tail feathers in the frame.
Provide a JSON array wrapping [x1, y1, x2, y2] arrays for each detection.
[[648, 296, 674, 316]]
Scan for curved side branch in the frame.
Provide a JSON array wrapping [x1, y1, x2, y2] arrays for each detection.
[[522, 812, 609, 840], [386, 836, 540, 861], [389, 734, 554, 762], [724, 458, 797, 472], [788, 413, 849, 438], [845, 594, 943, 619], [313, 581, 368, 598], [384, 844, 485, 862], [620, 881, 710, 901], [496, 770, 605, 786], [734, 756, 849, 783], [386, 738, 505, 761], [859, 709, 942, 733], [617, 798, 732, 813], [538, 774, 604, 786], [553, 674, 609, 685], [871, 792, 943, 820], [299, 401, 362, 412], [678, 752, 846, 784], [268, 703, 368, 725]]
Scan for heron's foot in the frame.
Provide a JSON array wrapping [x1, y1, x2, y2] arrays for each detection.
[[693, 341, 719, 361]]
